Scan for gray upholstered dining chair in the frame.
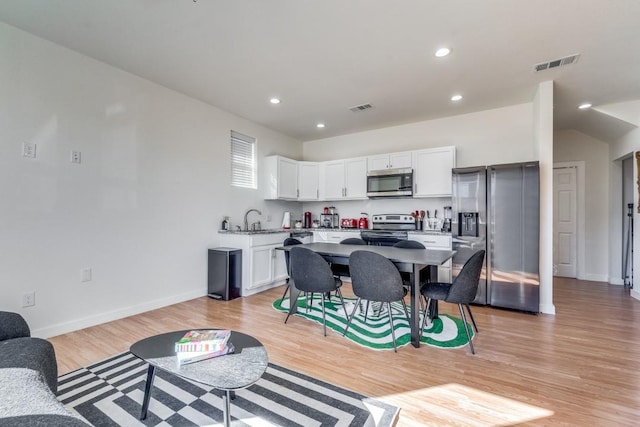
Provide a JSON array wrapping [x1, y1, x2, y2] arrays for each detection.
[[392, 240, 429, 310], [330, 237, 367, 280], [345, 250, 410, 352], [281, 237, 303, 302], [285, 246, 349, 336], [392, 240, 430, 286], [420, 250, 485, 354]]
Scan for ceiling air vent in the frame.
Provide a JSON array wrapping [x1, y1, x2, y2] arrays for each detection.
[[534, 54, 580, 72], [349, 103, 374, 112]]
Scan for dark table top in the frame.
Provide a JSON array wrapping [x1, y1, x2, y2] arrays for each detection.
[[279, 242, 454, 268], [130, 329, 268, 390]]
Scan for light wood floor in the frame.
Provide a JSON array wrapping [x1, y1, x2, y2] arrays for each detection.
[[50, 278, 640, 426]]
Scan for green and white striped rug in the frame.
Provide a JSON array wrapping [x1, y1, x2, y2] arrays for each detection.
[[273, 295, 474, 351]]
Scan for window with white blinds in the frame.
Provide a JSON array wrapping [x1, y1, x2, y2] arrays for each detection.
[[230, 130, 257, 189]]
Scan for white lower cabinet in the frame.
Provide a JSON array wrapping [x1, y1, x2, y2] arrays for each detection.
[[408, 234, 452, 282], [218, 232, 288, 296], [313, 230, 360, 243]]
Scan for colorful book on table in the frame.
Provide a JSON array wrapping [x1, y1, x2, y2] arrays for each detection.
[[174, 329, 231, 353], [177, 342, 235, 366]]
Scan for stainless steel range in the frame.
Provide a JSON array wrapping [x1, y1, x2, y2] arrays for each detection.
[[361, 214, 415, 246]]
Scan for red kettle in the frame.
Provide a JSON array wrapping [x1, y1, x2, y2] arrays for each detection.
[[358, 213, 369, 229]]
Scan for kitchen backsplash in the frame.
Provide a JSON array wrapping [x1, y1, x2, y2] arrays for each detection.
[[302, 197, 451, 227]]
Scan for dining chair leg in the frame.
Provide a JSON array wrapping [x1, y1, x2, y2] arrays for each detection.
[[280, 282, 290, 302], [458, 304, 475, 354], [307, 293, 314, 312], [375, 302, 384, 318], [400, 298, 410, 321], [465, 304, 479, 333], [363, 300, 370, 322], [387, 302, 397, 353], [343, 297, 361, 336], [419, 300, 429, 341], [336, 288, 349, 320], [284, 309, 292, 324], [321, 293, 327, 336]]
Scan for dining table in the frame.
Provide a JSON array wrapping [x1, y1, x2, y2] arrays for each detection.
[[278, 242, 455, 348]]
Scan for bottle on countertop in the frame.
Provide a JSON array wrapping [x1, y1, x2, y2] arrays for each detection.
[[222, 216, 230, 231]]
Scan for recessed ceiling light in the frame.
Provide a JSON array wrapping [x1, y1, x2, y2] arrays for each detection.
[[435, 47, 451, 57], [578, 103, 592, 109], [270, 97, 281, 104], [451, 94, 463, 101], [316, 123, 325, 129]]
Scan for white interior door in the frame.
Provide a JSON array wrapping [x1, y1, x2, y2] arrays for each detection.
[[553, 166, 577, 277]]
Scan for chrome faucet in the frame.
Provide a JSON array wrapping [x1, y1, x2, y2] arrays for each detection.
[[244, 209, 262, 231]]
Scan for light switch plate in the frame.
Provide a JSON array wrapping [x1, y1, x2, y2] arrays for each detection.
[[71, 150, 81, 164], [81, 268, 92, 282], [22, 142, 36, 158]]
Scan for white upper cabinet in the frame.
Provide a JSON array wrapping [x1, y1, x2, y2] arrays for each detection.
[[319, 157, 368, 200], [367, 151, 413, 171], [321, 160, 345, 200], [412, 146, 456, 197], [297, 161, 319, 200], [263, 155, 298, 200]]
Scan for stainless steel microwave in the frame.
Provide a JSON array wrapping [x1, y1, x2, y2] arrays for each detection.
[[366, 167, 413, 198]]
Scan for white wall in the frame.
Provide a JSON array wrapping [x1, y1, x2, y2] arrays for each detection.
[[554, 129, 610, 281], [302, 103, 535, 166], [0, 22, 301, 337]]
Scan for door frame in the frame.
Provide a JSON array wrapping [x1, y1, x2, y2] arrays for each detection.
[[553, 161, 585, 279]]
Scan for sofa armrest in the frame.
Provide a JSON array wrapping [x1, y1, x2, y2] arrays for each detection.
[[0, 312, 31, 341]]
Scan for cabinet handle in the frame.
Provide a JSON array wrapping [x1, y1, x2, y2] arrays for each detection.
[[316, 189, 319, 198], [297, 189, 299, 197], [414, 183, 417, 193]]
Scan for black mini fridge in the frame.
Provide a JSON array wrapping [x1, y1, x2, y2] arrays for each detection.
[[207, 248, 242, 300]]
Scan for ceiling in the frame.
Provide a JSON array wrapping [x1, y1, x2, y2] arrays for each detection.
[[1, 0, 639, 142]]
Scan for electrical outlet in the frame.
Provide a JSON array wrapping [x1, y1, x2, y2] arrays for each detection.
[[81, 268, 92, 282], [71, 150, 82, 164], [22, 142, 37, 158], [22, 291, 35, 307]]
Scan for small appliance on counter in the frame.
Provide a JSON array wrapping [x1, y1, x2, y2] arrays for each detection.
[[320, 213, 339, 228], [341, 218, 358, 228], [320, 206, 339, 228], [303, 211, 312, 228], [281, 211, 291, 229], [358, 213, 369, 229], [441, 206, 452, 232]]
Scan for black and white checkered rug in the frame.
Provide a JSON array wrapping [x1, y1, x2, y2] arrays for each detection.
[[57, 352, 399, 426]]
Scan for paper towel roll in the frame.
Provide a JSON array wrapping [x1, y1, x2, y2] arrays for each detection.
[[282, 211, 291, 229]]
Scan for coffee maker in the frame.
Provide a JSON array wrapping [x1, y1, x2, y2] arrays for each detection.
[[320, 206, 338, 228], [303, 212, 312, 229]]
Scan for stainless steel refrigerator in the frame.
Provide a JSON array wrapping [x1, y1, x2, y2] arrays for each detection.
[[451, 162, 539, 312]]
